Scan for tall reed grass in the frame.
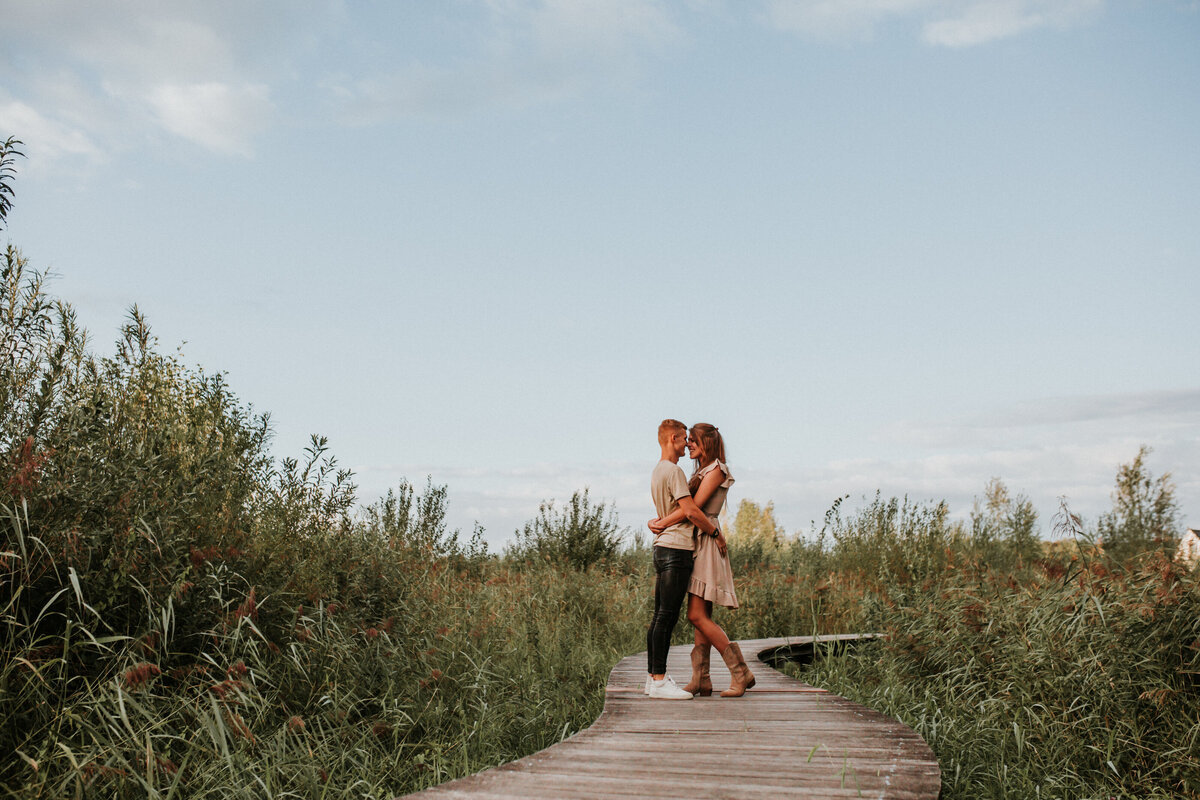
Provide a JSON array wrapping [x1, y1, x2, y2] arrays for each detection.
[[784, 501, 1200, 799]]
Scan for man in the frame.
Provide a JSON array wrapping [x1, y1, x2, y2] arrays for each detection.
[[645, 419, 719, 699]]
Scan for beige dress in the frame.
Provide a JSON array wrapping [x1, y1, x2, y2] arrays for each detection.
[[688, 460, 738, 609]]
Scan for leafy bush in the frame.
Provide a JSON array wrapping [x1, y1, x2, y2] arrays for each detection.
[[967, 477, 1042, 570], [507, 490, 625, 570], [1098, 445, 1180, 562]]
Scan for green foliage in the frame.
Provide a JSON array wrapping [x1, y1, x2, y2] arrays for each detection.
[[0, 507, 640, 799], [0, 136, 23, 229], [727, 498, 786, 548], [11, 306, 270, 640], [725, 498, 787, 575], [507, 489, 625, 570], [1, 249, 85, 452], [821, 492, 956, 585], [362, 476, 486, 562], [1098, 446, 1180, 562], [967, 477, 1041, 569], [787, 549, 1200, 797]]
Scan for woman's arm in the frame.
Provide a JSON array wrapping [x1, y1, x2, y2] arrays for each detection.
[[648, 467, 725, 533]]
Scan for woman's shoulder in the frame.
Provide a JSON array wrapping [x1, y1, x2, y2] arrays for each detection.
[[701, 460, 734, 487]]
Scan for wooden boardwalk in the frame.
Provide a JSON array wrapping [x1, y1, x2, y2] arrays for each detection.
[[401, 635, 940, 799]]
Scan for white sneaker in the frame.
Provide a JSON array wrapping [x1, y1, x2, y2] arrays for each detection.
[[648, 675, 693, 700], [644, 675, 653, 695]]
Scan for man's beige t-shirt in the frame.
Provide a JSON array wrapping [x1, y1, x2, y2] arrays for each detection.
[[651, 459, 694, 551]]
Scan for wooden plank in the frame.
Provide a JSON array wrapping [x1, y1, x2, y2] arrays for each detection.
[[399, 635, 941, 799]]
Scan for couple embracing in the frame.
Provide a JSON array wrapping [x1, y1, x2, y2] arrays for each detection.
[[644, 419, 755, 700]]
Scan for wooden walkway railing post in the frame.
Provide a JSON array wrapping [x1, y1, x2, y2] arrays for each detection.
[[401, 635, 940, 799]]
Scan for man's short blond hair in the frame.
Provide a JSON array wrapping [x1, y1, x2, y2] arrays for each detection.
[[658, 418, 686, 446]]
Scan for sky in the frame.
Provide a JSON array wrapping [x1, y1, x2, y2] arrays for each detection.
[[2, 0, 1198, 547]]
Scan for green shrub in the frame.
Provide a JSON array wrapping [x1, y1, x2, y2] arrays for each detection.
[[507, 490, 625, 570], [1098, 446, 1180, 562], [967, 477, 1042, 570]]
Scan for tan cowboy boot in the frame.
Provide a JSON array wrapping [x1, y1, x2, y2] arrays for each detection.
[[682, 644, 712, 696], [719, 641, 756, 697]]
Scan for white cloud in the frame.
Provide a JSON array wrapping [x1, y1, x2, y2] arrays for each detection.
[[0, 99, 102, 166], [923, 0, 1103, 47], [0, 0, 303, 160], [145, 82, 272, 157], [764, 0, 1103, 45]]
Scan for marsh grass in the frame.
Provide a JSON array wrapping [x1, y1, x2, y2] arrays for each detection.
[[783, 506, 1200, 799], [3, 497, 649, 798]]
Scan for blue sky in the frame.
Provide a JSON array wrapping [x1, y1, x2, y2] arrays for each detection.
[[2, 0, 1197, 545]]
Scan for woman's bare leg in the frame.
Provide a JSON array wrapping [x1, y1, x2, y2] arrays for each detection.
[[686, 593, 730, 653]]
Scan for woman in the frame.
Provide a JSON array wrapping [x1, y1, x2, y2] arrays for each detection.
[[649, 423, 755, 697]]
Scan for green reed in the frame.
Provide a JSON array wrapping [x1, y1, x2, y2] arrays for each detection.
[[783, 517, 1200, 799]]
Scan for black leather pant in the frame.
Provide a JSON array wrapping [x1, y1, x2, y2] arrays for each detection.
[[646, 545, 693, 675]]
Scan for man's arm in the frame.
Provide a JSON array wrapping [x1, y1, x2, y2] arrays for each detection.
[[649, 469, 726, 533], [677, 495, 716, 535]]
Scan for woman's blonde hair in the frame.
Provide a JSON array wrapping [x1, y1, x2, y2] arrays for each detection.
[[687, 423, 726, 493]]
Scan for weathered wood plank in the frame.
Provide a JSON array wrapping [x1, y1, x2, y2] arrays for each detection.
[[398, 635, 940, 799]]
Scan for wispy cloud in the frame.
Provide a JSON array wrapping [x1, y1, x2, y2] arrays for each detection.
[[764, 0, 1103, 45], [887, 388, 1200, 450], [327, 0, 681, 123], [0, 0, 309, 162], [0, 0, 1116, 161], [144, 82, 272, 157], [0, 98, 102, 168], [979, 388, 1200, 427], [923, 0, 1103, 47], [825, 387, 1200, 533]]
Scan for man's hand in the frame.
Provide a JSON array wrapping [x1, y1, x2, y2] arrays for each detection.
[[715, 534, 727, 556]]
